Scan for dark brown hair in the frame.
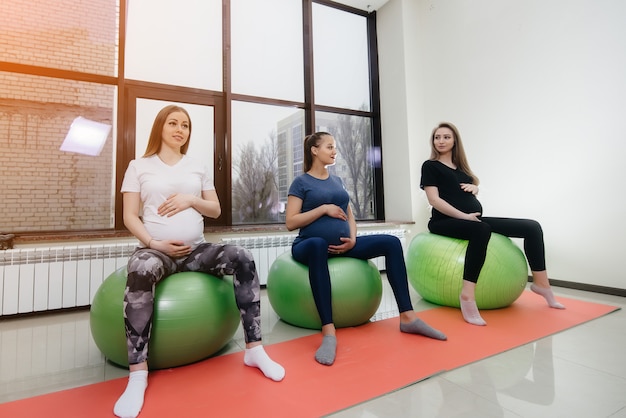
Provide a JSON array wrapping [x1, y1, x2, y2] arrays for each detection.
[[302, 131, 332, 173]]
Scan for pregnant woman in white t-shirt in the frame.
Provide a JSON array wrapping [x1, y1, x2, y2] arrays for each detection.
[[115, 105, 284, 418]]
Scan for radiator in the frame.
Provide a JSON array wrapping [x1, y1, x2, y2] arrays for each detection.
[[0, 242, 137, 316], [221, 228, 407, 285]]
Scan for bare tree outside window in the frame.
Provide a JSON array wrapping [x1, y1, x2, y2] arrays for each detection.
[[231, 104, 376, 225], [317, 111, 375, 220], [232, 130, 280, 223], [333, 113, 374, 219]]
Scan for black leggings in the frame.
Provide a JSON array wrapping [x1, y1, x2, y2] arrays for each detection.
[[428, 217, 545, 283]]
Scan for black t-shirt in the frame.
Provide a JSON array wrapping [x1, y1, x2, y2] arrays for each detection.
[[420, 160, 483, 222]]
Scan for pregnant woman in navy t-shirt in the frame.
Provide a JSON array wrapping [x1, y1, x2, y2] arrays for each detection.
[[286, 132, 447, 367]]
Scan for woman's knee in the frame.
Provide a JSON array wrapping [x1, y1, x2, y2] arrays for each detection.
[[214, 245, 258, 280], [224, 244, 254, 264], [527, 219, 543, 236], [293, 237, 328, 262], [374, 234, 403, 254], [386, 234, 402, 250], [469, 222, 492, 243], [127, 250, 166, 276]]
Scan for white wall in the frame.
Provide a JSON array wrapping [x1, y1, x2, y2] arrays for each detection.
[[377, 0, 428, 225], [378, 0, 626, 290]]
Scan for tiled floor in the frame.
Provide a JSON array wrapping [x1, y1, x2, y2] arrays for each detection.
[[1, 279, 625, 417]]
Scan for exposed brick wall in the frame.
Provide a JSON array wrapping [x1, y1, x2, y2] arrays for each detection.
[[0, 0, 118, 75], [0, 0, 117, 232], [0, 95, 114, 232]]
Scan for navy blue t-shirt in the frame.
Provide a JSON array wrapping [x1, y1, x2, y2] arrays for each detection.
[[420, 160, 483, 222], [288, 173, 351, 246]]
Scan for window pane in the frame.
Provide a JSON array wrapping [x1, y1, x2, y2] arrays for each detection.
[[231, 101, 304, 224], [313, 4, 371, 111], [316, 111, 376, 220], [125, 0, 222, 91], [0, 0, 119, 76], [231, 0, 304, 101], [0, 71, 116, 232]]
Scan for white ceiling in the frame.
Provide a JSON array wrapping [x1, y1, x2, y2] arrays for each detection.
[[332, 0, 390, 12]]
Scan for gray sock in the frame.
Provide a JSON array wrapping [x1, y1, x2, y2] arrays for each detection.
[[315, 335, 337, 366], [400, 318, 447, 340]]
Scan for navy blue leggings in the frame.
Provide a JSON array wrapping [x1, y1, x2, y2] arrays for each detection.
[[291, 234, 413, 326], [428, 217, 546, 283]]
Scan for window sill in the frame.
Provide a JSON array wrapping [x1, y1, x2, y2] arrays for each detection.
[[9, 220, 414, 247]]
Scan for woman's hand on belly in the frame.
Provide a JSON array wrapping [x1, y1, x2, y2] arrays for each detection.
[[325, 204, 348, 220], [463, 212, 482, 222], [158, 193, 195, 217], [151, 239, 192, 258], [328, 236, 355, 255]]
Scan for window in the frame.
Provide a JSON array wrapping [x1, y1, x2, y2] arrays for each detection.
[[229, 1, 379, 225], [125, 0, 222, 91], [231, 101, 304, 224], [0, 72, 116, 232], [313, 3, 372, 111], [0, 0, 118, 233], [0, 0, 118, 76], [231, 0, 304, 101], [0, 0, 382, 236]]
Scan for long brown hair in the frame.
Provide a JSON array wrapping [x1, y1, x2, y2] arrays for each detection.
[[429, 122, 479, 185], [302, 131, 332, 173], [142, 105, 192, 157]]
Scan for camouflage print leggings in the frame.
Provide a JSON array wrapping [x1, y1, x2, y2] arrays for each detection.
[[124, 243, 262, 365]]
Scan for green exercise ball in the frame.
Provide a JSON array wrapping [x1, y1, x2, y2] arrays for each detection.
[[90, 267, 240, 369], [406, 232, 528, 309], [266, 252, 383, 329]]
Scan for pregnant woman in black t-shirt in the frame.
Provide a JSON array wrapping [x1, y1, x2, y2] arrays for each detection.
[[420, 122, 565, 326]]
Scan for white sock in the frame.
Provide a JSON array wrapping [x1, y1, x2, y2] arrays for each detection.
[[459, 297, 487, 326], [531, 284, 566, 309], [244, 345, 285, 381], [114, 370, 148, 418]]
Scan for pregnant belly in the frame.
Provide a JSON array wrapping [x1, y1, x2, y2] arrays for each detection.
[[304, 217, 351, 246]]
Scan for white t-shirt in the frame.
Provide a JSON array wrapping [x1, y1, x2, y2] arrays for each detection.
[[121, 154, 215, 249]]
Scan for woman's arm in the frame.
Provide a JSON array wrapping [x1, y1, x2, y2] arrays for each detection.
[[157, 190, 221, 219], [346, 205, 357, 243], [424, 186, 481, 221], [460, 183, 479, 195], [196, 190, 222, 219], [123, 192, 154, 248], [285, 195, 347, 231], [286, 195, 325, 230]]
